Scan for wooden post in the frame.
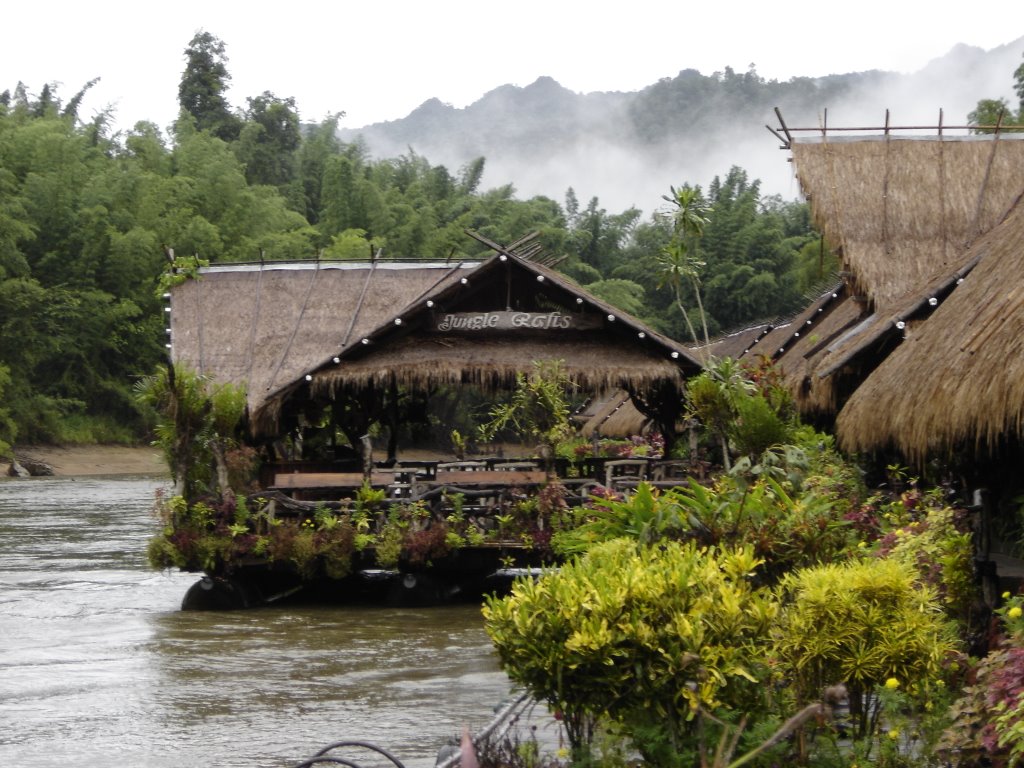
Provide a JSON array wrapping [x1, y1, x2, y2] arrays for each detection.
[[361, 434, 373, 481]]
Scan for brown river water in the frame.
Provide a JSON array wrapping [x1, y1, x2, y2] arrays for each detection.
[[0, 476, 524, 768]]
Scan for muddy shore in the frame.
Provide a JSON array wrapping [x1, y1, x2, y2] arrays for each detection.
[[4, 445, 169, 478]]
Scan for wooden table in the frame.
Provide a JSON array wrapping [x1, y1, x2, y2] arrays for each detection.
[[431, 469, 548, 487], [271, 471, 399, 490]]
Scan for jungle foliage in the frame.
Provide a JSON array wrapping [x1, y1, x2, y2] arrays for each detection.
[[0, 31, 837, 452]]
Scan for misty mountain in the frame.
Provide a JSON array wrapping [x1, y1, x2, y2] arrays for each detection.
[[337, 38, 1024, 215]]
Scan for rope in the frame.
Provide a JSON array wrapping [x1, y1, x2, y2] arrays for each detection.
[[266, 260, 321, 394], [881, 122, 893, 264], [195, 269, 206, 375], [968, 131, 1002, 248], [342, 261, 379, 347], [245, 263, 266, 397], [938, 124, 949, 264]]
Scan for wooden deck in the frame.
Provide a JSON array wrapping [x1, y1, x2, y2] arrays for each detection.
[[264, 456, 694, 502]]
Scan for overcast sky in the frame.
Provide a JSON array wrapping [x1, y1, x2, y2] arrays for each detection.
[[4, 1, 1022, 135]]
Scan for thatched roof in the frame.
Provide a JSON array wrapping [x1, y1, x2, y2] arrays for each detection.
[[739, 286, 870, 414], [813, 249, 983, 383], [835, 193, 1024, 460], [252, 254, 700, 431], [576, 390, 650, 438], [791, 135, 1024, 306], [171, 254, 701, 436], [169, 260, 475, 416], [693, 323, 774, 361]]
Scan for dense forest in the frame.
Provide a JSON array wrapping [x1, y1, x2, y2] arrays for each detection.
[[0, 31, 855, 452]]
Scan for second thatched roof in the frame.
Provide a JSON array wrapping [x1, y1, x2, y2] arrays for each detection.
[[725, 133, 1024, 424]]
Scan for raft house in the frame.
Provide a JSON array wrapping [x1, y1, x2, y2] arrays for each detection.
[[697, 110, 1024, 599], [165, 232, 702, 607]]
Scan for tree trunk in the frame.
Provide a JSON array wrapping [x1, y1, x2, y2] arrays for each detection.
[[209, 440, 232, 501]]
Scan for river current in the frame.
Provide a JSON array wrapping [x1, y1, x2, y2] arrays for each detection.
[[0, 476, 518, 767]]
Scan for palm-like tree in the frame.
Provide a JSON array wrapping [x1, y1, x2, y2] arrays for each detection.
[[657, 185, 712, 357]]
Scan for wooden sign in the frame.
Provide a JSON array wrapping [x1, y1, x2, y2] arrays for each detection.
[[433, 311, 602, 332]]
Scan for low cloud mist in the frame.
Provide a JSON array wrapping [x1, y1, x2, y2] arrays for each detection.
[[343, 39, 1023, 217]]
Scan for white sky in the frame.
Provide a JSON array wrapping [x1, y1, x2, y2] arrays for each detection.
[[4, 1, 1022, 135]]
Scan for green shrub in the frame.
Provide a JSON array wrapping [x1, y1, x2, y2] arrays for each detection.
[[315, 524, 356, 579], [373, 511, 407, 569], [551, 482, 684, 555], [872, 489, 976, 627], [730, 391, 792, 457], [147, 534, 186, 569], [484, 539, 777, 765], [554, 476, 853, 583], [773, 557, 960, 741]]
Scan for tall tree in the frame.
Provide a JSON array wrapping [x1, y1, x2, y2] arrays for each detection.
[[177, 31, 241, 141], [570, 196, 640, 274], [697, 167, 803, 331], [294, 114, 343, 224], [236, 91, 301, 188]]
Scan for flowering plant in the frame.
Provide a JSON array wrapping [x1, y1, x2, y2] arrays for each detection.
[[998, 591, 1024, 638], [940, 590, 1024, 764]]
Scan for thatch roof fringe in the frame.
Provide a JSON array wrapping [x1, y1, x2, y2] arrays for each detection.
[[311, 361, 680, 398], [815, 250, 985, 381]]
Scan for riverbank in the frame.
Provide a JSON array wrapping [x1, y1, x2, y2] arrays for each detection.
[[3, 440, 545, 479], [5, 445, 168, 477]]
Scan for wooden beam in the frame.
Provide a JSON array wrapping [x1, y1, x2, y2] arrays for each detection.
[[774, 107, 794, 148]]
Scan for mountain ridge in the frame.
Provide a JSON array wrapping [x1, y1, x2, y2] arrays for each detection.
[[338, 39, 1024, 213]]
